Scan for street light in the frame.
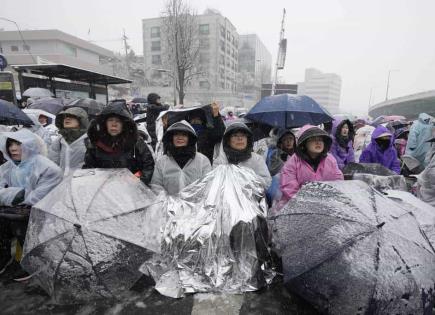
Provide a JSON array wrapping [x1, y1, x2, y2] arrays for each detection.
[[154, 68, 176, 106], [385, 69, 399, 101], [0, 17, 37, 63]]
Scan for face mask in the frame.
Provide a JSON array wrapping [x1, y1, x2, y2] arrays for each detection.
[[376, 139, 390, 151]]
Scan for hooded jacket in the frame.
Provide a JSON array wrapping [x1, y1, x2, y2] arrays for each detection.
[[279, 125, 343, 202], [266, 129, 295, 176], [359, 125, 401, 174], [405, 113, 434, 167], [330, 119, 355, 170], [151, 121, 211, 195], [418, 141, 435, 207], [48, 107, 89, 176], [0, 129, 62, 206], [213, 122, 271, 189], [146, 93, 169, 149], [83, 103, 155, 184]]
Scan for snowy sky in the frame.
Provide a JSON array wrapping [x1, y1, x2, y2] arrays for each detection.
[[2, 0, 435, 115]]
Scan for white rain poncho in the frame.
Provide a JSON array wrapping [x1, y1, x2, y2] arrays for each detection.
[[151, 121, 211, 195], [48, 134, 88, 176], [0, 129, 62, 206], [23, 109, 58, 146]]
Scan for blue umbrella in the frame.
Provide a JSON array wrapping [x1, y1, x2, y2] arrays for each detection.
[[0, 99, 34, 126], [245, 94, 333, 129]]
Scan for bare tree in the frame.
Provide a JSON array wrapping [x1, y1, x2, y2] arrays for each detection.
[[162, 0, 202, 104]]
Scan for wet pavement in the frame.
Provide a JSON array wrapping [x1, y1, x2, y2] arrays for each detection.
[[0, 270, 319, 315]]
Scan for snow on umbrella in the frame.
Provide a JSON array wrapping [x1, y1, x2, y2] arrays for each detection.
[[64, 98, 104, 117], [28, 97, 64, 115], [0, 99, 34, 126], [21, 169, 164, 303], [270, 180, 435, 314], [245, 94, 333, 129], [22, 87, 53, 99]]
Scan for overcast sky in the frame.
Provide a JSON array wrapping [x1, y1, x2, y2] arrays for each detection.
[[2, 0, 435, 115]]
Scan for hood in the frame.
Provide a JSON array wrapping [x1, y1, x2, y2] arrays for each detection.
[[370, 125, 394, 146], [276, 129, 295, 147], [55, 106, 90, 130], [87, 102, 138, 147], [147, 93, 161, 105], [418, 113, 433, 124], [222, 121, 253, 149], [296, 125, 332, 148], [0, 129, 45, 162], [162, 120, 197, 146], [331, 118, 354, 140]]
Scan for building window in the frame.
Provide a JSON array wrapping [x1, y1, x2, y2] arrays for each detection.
[[199, 38, 209, 49], [199, 81, 210, 89], [199, 24, 209, 35], [220, 55, 225, 66], [64, 45, 77, 57], [151, 27, 160, 38], [220, 40, 225, 52], [220, 25, 225, 38], [151, 41, 161, 51], [23, 44, 30, 51], [227, 31, 231, 40], [11, 45, 19, 52], [199, 52, 210, 64], [220, 81, 225, 89], [152, 55, 161, 65]]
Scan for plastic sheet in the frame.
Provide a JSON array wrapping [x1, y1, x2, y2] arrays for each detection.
[[142, 164, 272, 298], [270, 180, 435, 314], [21, 169, 165, 303]]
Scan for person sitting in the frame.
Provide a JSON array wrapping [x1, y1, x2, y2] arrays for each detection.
[[49, 107, 89, 176], [418, 137, 435, 207], [151, 121, 211, 195], [330, 119, 355, 170], [213, 121, 271, 189], [405, 113, 434, 167], [0, 129, 62, 272], [359, 125, 401, 174], [188, 102, 225, 164], [279, 125, 343, 203], [83, 102, 155, 185], [266, 129, 296, 176]]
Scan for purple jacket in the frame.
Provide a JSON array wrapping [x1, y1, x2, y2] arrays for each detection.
[[330, 119, 355, 170], [359, 125, 401, 174]]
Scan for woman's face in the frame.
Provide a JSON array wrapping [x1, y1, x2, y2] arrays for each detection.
[[106, 117, 123, 136], [229, 131, 248, 150], [173, 131, 189, 147], [340, 124, 349, 137], [306, 136, 324, 156], [281, 134, 294, 151], [8, 141, 22, 161], [63, 116, 80, 129]]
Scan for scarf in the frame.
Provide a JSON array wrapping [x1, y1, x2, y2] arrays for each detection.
[[168, 144, 196, 169], [336, 134, 350, 150], [59, 128, 87, 144], [223, 146, 252, 164]]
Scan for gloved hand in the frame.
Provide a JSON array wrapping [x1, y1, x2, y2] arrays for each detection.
[[11, 190, 25, 206]]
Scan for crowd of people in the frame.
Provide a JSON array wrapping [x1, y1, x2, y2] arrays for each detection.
[[1, 92, 435, 281]]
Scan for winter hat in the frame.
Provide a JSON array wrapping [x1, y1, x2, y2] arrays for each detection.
[[147, 93, 161, 104], [296, 125, 332, 149]]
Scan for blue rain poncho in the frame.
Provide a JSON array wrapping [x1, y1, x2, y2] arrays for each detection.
[[0, 129, 62, 206]]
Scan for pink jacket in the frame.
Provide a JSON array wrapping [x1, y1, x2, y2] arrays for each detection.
[[279, 153, 344, 202]]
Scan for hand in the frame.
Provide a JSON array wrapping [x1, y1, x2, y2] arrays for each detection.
[[12, 190, 25, 206], [211, 102, 220, 117]]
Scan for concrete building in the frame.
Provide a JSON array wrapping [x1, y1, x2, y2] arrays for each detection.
[[0, 29, 115, 75], [298, 68, 342, 114], [238, 34, 272, 95], [142, 10, 241, 106]]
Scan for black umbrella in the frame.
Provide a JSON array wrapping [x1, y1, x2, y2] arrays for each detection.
[[270, 180, 435, 314], [342, 162, 396, 177], [64, 98, 104, 117], [28, 97, 64, 115], [21, 169, 164, 303], [0, 99, 34, 126], [131, 97, 147, 104]]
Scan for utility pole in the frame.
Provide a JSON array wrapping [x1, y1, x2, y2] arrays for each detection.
[[385, 69, 399, 101], [271, 9, 286, 96], [122, 29, 130, 77]]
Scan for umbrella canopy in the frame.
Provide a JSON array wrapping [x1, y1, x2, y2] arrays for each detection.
[[0, 99, 34, 126], [22, 87, 53, 99], [64, 98, 104, 117], [28, 97, 64, 115], [245, 94, 333, 129], [270, 180, 435, 314], [21, 169, 164, 303]]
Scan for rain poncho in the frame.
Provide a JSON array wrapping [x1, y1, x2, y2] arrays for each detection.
[[266, 129, 295, 177], [330, 119, 355, 170], [24, 109, 57, 147], [405, 113, 434, 167], [48, 107, 89, 176], [353, 125, 375, 162], [418, 145, 435, 207], [0, 129, 62, 206], [279, 125, 343, 204], [359, 125, 401, 174], [213, 122, 271, 189], [151, 121, 211, 195]]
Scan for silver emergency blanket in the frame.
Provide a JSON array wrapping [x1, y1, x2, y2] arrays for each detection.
[[142, 164, 271, 298], [21, 169, 165, 303], [352, 173, 407, 191], [270, 180, 435, 314]]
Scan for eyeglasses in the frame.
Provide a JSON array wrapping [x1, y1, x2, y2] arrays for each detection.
[[230, 132, 247, 139]]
